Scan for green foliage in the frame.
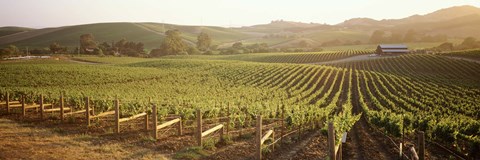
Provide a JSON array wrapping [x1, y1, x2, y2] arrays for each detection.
[[154, 29, 188, 57], [79, 33, 97, 54], [330, 103, 361, 144], [197, 31, 212, 51]]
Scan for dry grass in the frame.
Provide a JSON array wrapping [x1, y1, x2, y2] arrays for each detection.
[[0, 118, 168, 160]]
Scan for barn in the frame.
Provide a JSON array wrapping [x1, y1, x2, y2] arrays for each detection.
[[376, 44, 409, 54]]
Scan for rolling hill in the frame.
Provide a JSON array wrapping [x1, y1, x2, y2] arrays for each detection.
[[1, 5, 480, 50], [0, 27, 33, 37], [0, 23, 257, 50]]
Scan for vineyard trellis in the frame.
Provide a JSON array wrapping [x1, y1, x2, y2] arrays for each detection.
[[1, 51, 479, 158]]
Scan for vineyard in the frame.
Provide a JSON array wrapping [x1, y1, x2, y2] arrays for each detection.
[[437, 49, 480, 61], [1, 50, 479, 159], [162, 50, 371, 64]]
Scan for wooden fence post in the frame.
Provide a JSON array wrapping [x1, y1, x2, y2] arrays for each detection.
[[21, 95, 26, 116], [418, 131, 425, 160], [256, 115, 262, 160], [328, 122, 336, 160], [177, 118, 183, 136], [144, 113, 149, 131], [40, 94, 44, 120], [152, 104, 158, 140], [6, 92, 9, 114], [272, 130, 275, 152], [281, 105, 285, 144], [115, 98, 120, 134], [196, 109, 203, 147], [338, 143, 342, 160], [226, 103, 230, 135], [85, 97, 90, 127], [60, 94, 64, 122], [220, 125, 225, 142]]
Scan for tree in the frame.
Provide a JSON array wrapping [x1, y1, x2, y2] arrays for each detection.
[[1, 45, 19, 56], [196, 31, 212, 51], [457, 37, 479, 50], [232, 42, 243, 49], [154, 29, 188, 57], [434, 42, 454, 51], [298, 40, 309, 48], [187, 46, 201, 55], [79, 34, 97, 54], [403, 29, 418, 42], [461, 37, 477, 47], [49, 42, 65, 54], [369, 30, 385, 43], [389, 32, 403, 43]]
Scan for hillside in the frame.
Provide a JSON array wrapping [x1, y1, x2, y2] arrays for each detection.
[[0, 27, 33, 37], [1, 5, 480, 50], [0, 23, 256, 50]]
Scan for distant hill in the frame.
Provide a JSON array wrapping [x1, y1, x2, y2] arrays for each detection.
[[0, 23, 254, 49], [1, 5, 480, 50], [0, 27, 33, 37]]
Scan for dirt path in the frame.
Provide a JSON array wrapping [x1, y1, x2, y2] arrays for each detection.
[[276, 130, 322, 160], [0, 118, 167, 160], [341, 70, 397, 160]]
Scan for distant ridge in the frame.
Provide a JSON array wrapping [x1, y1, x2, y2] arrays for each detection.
[[1, 5, 480, 49]]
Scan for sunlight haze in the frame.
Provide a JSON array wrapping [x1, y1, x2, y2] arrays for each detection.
[[1, 0, 479, 28]]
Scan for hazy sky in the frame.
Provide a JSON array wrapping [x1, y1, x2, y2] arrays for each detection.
[[1, 0, 479, 28]]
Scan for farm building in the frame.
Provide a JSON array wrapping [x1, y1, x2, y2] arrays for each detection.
[[376, 44, 409, 54]]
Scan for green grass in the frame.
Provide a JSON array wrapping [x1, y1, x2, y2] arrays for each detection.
[[0, 26, 32, 37], [1, 22, 257, 50], [8, 23, 165, 50]]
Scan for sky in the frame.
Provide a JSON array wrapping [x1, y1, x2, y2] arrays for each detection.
[[1, 0, 479, 28]]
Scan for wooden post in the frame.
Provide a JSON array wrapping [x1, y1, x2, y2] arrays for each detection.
[[418, 131, 425, 160], [226, 103, 230, 135], [299, 106, 302, 137], [328, 122, 336, 160], [256, 115, 262, 160], [115, 98, 120, 134], [338, 143, 342, 160], [220, 125, 225, 142], [85, 97, 90, 127], [40, 94, 44, 120], [60, 94, 64, 122], [272, 130, 275, 152], [152, 104, 158, 140], [144, 114, 149, 131], [6, 92, 9, 114], [196, 109, 202, 147], [281, 105, 285, 144], [21, 95, 26, 116], [178, 118, 183, 136], [91, 101, 94, 116]]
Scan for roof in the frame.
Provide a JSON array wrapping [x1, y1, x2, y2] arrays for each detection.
[[381, 49, 410, 53], [378, 44, 408, 49]]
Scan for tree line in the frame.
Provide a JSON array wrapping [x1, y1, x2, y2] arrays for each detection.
[[369, 29, 447, 44]]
